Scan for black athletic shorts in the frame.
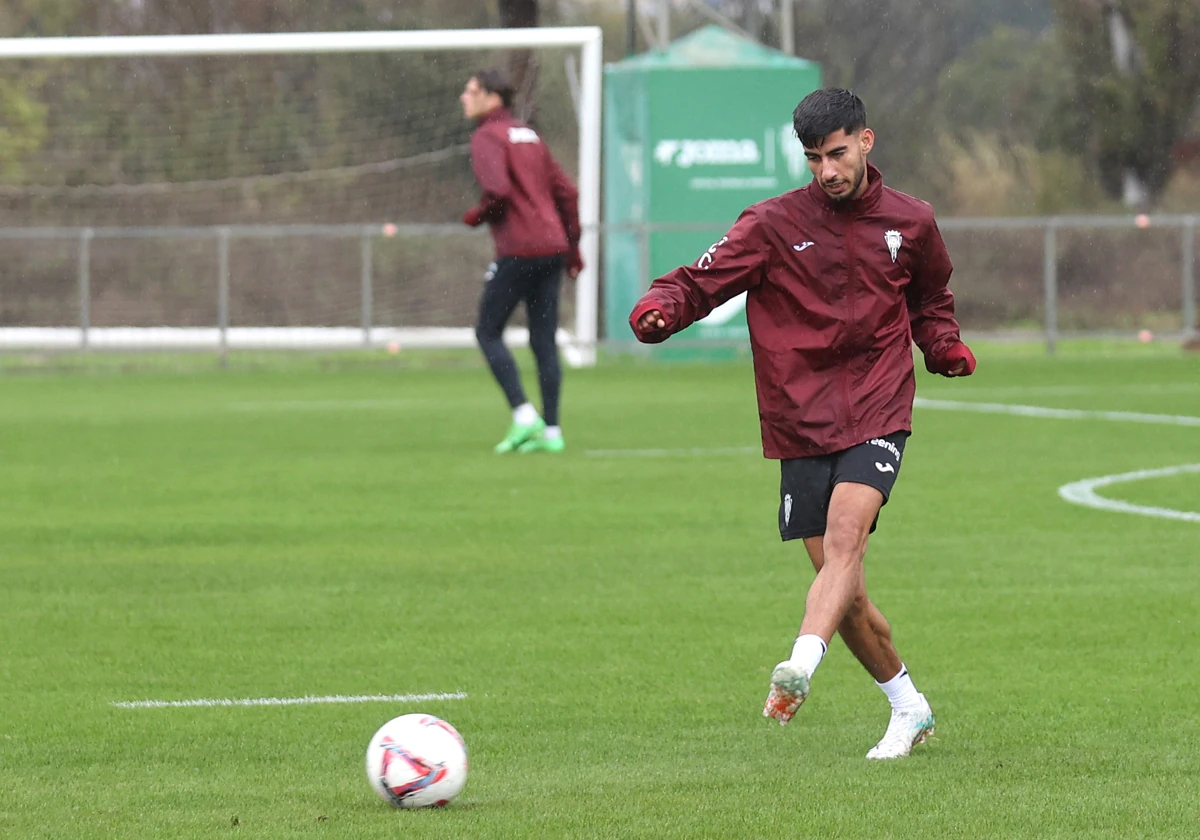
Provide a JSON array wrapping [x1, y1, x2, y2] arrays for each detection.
[[778, 431, 910, 542]]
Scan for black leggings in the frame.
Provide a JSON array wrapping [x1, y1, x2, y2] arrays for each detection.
[[474, 254, 563, 427]]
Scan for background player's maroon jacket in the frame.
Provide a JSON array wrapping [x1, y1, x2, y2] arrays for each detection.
[[464, 108, 580, 262], [629, 164, 968, 460]]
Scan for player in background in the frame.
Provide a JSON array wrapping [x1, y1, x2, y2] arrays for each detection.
[[460, 69, 583, 454], [629, 88, 976, 759]]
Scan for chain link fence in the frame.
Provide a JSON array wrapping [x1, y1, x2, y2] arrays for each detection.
[[0, 216, 1195, 357], [615, 215, 1200, 353]]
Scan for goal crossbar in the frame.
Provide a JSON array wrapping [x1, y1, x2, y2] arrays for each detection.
[[0, 28, 602, 58], [0, 27, 603, 365]]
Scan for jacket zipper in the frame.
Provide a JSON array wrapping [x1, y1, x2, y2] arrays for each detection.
[[843, 215, 857, 429]]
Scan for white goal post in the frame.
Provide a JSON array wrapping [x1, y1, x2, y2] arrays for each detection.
[[0, 28, 603, 365]]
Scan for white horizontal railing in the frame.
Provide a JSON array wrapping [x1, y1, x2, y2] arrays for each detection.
[[0, 216, 1195, 357]]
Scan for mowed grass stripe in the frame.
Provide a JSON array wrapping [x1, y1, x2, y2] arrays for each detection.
[[113, 692, 469, 709], [0, 352, 1198, 839]]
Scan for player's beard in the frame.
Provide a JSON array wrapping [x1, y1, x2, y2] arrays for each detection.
[[825, 158, 867, 203]]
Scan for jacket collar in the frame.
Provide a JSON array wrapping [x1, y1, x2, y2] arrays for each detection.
[[476, 106, 512, 127], [808, 162, 884, 213]]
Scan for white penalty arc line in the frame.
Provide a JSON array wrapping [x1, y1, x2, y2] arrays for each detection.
[[916, 397, 1200, 523], [1058, 465, 1200, 524], [112, 691, 468, 710], [581, 398, 1200, 521]]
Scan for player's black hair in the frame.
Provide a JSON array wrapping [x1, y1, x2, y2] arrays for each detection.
[[792, 88, 867, 149], [472, 68, 516, 110]]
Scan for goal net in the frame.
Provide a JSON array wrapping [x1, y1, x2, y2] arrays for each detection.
[[0, 29, 601, 364]]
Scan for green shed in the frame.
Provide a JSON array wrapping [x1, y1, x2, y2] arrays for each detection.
[[603, 25, 821, 349]]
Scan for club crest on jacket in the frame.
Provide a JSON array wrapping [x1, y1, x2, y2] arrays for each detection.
[[885, 230, 903, 263]]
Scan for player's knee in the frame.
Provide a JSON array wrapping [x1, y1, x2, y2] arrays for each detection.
[[475, 322, 499, 346], [530, 338, 559, 366], [528, 336, 549, 357], [822, 519, 868, 563]]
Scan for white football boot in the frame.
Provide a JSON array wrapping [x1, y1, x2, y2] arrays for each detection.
[[762, 661, 811, 726], [865, 695, 935, 759]]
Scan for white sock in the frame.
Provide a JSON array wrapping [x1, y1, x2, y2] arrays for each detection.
[[789, 634, 827, 677], [513, 403, 539, 425], [877, 664, 924, 712], [543, 426, 562, 440]]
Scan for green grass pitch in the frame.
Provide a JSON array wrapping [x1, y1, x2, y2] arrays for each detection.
[[1, 343, 1198, 838]]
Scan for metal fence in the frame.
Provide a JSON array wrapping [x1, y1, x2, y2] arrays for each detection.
[[0, 222, 508, 355], [0, 215, 1196, 357], [939, 215, 1198, 353], [617, 215, 1200, 353]]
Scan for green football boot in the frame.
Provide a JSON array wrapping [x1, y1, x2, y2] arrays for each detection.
[[517, 433, 565, 454], [493, 417, 545, 454]]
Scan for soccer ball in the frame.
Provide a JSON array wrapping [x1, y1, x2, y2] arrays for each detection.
[[365, 713, 468, 809]]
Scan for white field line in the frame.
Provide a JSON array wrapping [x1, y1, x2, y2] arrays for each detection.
[[584, 446, 759, 458], [1058, 465, 1200, 524], [229, 399, 430, 411], [112, 691, 467, 709], [915, 396, 1200, 523], [931, 383, 1200, 398], [585, 399, 1200, 459], [914, 397, 1200, 427]]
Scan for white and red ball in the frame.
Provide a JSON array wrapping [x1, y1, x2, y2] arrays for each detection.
[[365, 714, 468, 809]]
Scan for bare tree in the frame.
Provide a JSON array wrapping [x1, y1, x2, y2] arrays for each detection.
[[783, 0, 968, 190], [499, 0, 541, 124], [1055, 0, 1200, 207]]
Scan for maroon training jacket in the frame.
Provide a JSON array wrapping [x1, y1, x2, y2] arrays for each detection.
[[629, 164, 966, 460], [464, 108, 580, 259]]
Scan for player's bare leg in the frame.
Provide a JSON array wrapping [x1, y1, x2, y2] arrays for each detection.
[[802, 536, 900, 682], [764, 483, 880, 724], [800, 498, 935, 758], [798, 482, 882, 640]]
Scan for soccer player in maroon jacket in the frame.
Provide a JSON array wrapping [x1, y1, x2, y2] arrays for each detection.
[[460, 69, 583, 454], [630, 88, 976, 759]]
